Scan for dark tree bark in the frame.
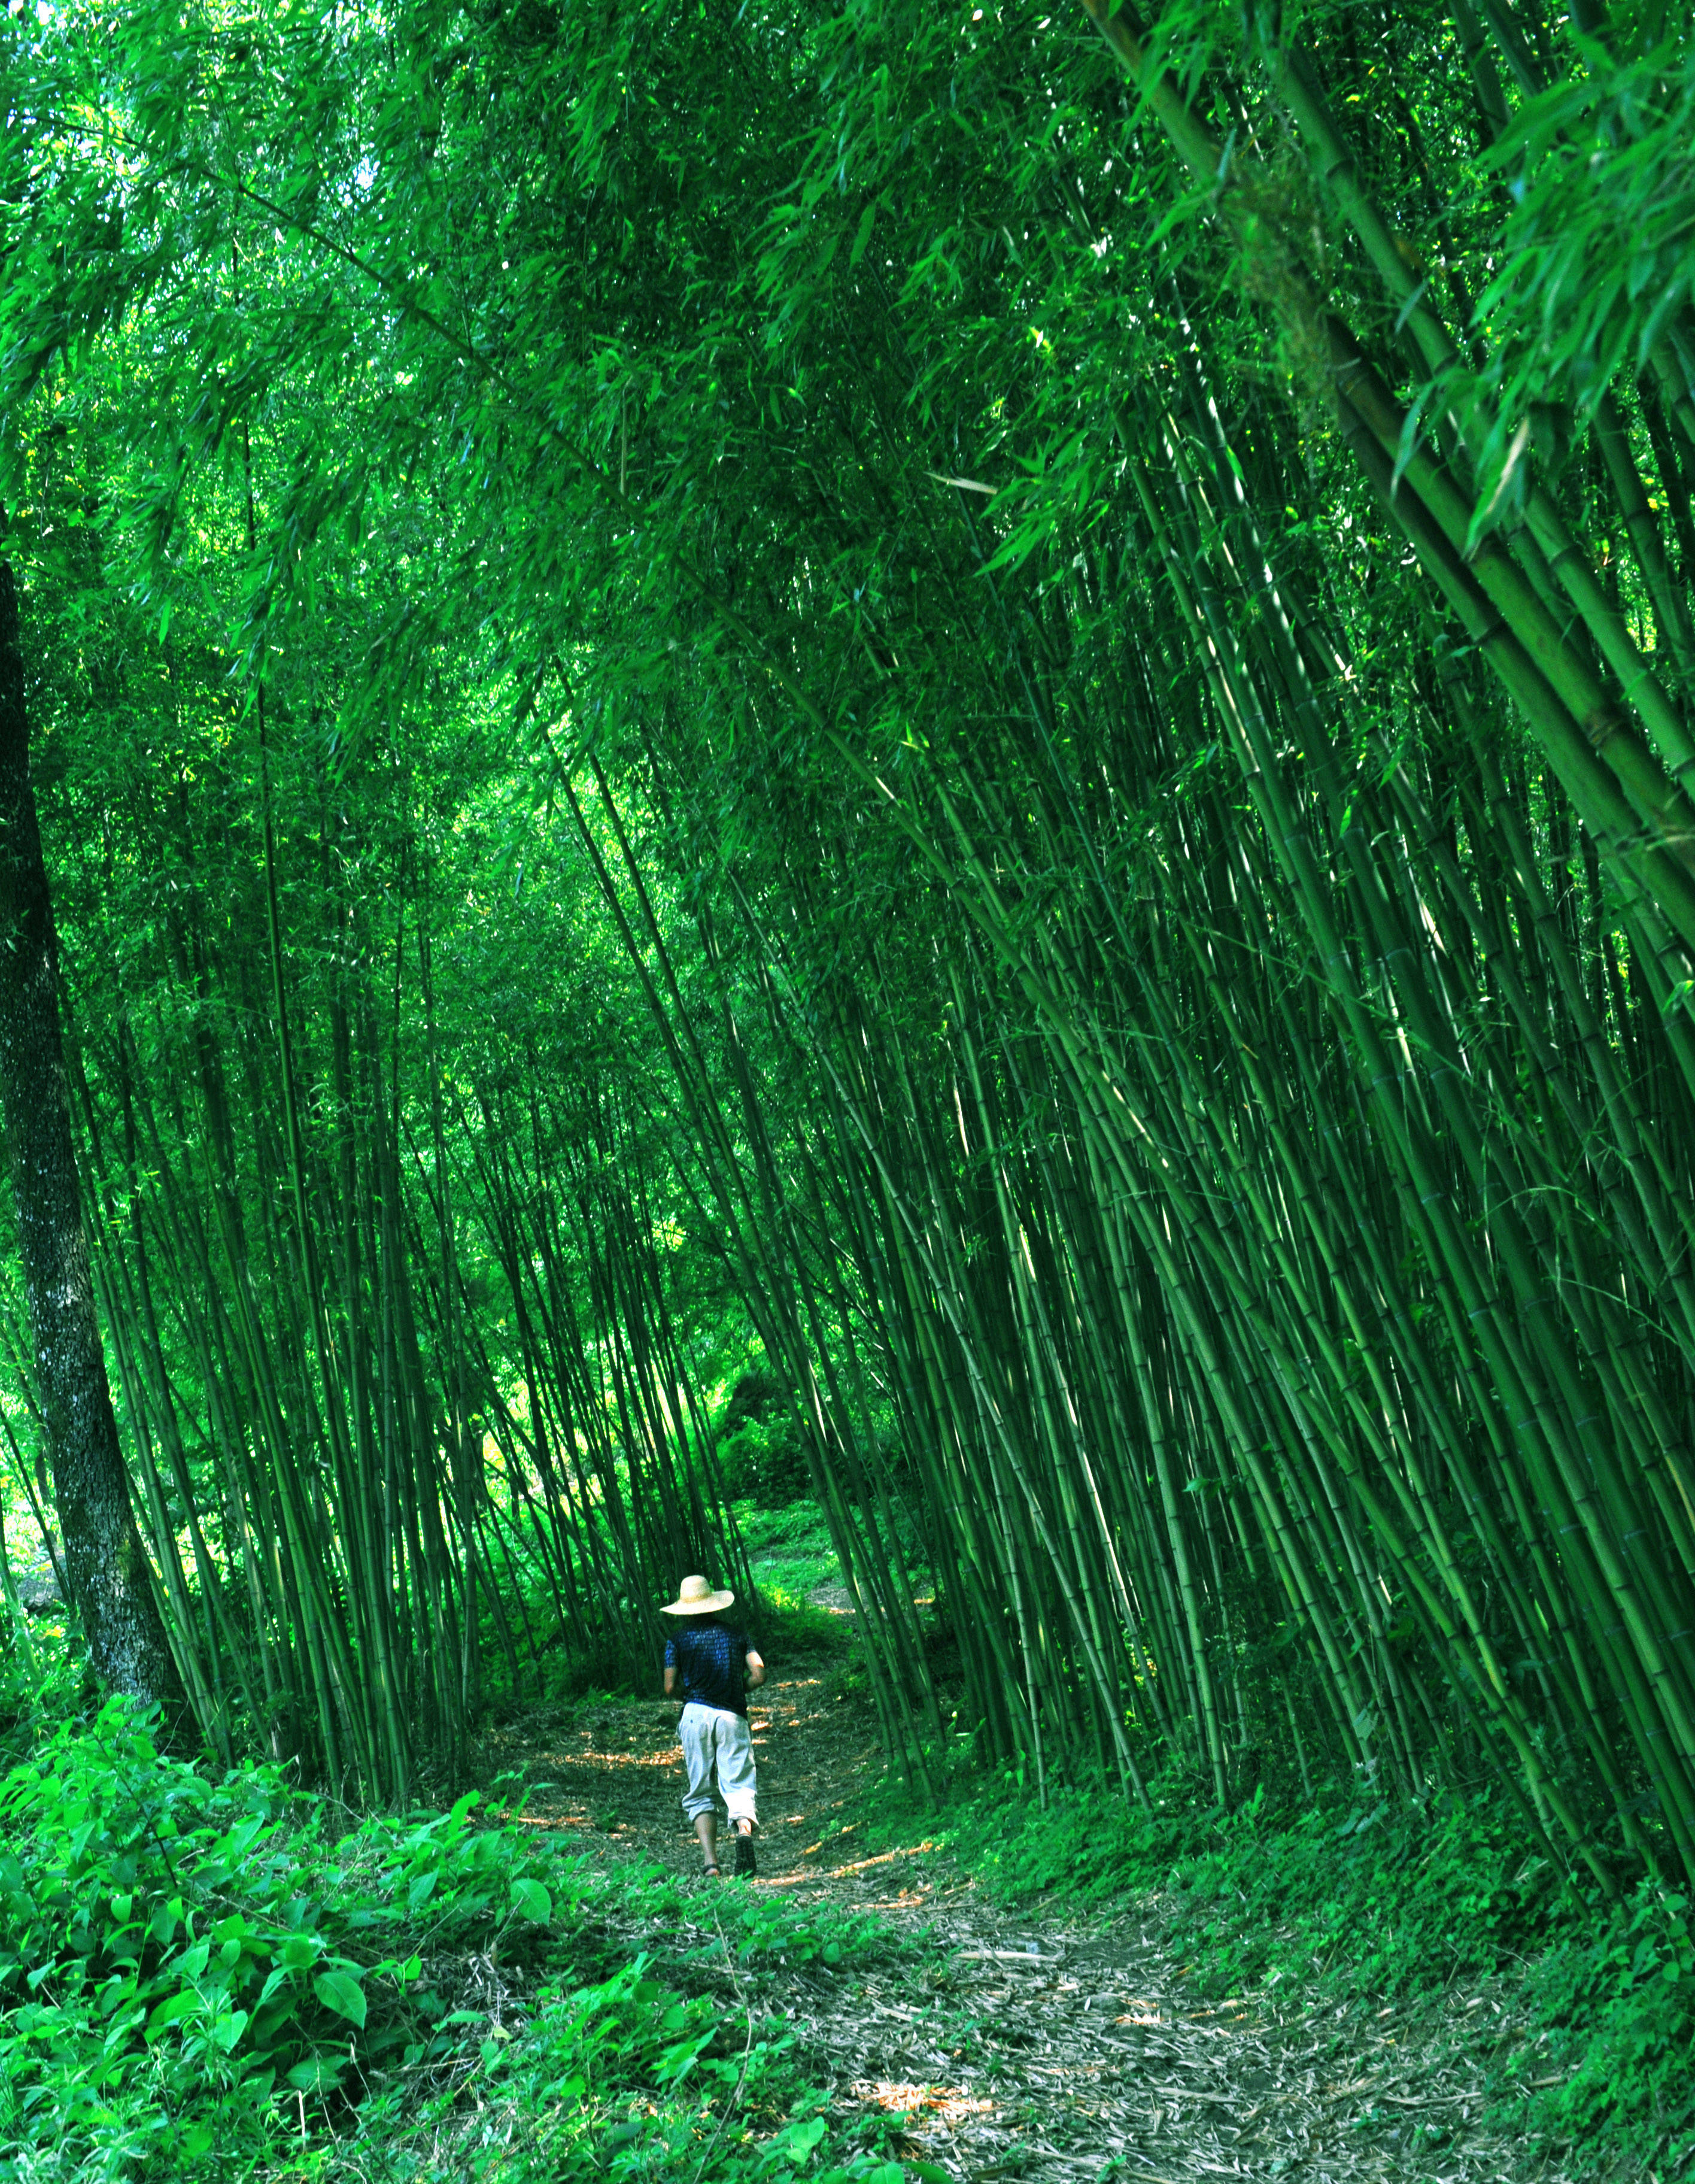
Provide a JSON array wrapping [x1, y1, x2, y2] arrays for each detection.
[[0, 562, 190, 1728]]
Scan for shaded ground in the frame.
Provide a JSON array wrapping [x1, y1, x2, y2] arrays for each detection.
[[478, 1658, 1576, 2183]]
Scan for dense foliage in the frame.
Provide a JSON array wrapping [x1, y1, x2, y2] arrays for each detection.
[[3, 0, 1695, 2131], [0, 1639, 901, 2181]]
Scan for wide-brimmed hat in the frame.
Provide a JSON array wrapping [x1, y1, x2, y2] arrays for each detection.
[[661, 1573, 735, 1616]]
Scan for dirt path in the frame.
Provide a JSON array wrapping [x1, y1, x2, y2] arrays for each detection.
[[478, 1661, 1573, 2183]]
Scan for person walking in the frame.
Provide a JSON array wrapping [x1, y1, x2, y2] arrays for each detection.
[[661, 1574, 765, 1876]]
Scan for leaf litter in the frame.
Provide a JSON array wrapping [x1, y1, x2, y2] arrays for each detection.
[[476, 1666, 1582, 2182]]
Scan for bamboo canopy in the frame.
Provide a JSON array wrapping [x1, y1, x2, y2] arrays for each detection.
[[1, 0, 1693, 1894]]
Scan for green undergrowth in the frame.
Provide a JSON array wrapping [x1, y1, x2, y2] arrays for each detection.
[[856, 1766, 1695, 2176], [736, 1502, 842, 1606], [0, 1683, 919, 2183], [754, 1586, 857, 1658], [728, 1500, 859, 1660]]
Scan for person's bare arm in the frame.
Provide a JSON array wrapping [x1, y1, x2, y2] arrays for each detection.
[[745, 1649, 766, 1690], [664, 1664, 680, 1698]]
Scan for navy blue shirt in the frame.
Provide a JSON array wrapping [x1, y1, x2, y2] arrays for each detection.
[[665, 1619, 751, 1716]]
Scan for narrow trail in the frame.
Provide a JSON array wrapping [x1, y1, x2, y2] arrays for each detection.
[[479, 1661, 1573, 2183]]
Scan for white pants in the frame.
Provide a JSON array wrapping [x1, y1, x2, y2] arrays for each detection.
[[679, 1701, 758, 1826]]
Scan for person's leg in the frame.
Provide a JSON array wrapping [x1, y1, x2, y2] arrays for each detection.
[[678, 1704, 721, 1873], [716, 1710, 759, 1874]]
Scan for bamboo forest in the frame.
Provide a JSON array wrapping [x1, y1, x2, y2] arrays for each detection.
[[1, 0, 1694, 2174]]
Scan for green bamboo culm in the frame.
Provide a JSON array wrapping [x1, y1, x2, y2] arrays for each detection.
[[4, 0, 1695, 1904]]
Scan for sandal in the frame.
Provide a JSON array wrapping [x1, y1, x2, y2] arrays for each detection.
[[733, 1831, 757, 1878], [701, 1863, 721, 1878]]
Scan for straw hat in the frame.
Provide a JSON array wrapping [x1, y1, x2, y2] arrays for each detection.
[[661, 1573, 735, 1616]]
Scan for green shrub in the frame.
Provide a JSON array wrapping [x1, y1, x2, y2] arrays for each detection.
[[755, 1583, 854, 1656], [716, 1419, 812, 1508], [1521, 1882, 1695, 2174], [0, 1696, 910, 2182], [0, 1698, 564, 2175]]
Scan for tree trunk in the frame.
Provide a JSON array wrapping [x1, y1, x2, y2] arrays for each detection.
[[0, 562, 190, 1730]]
